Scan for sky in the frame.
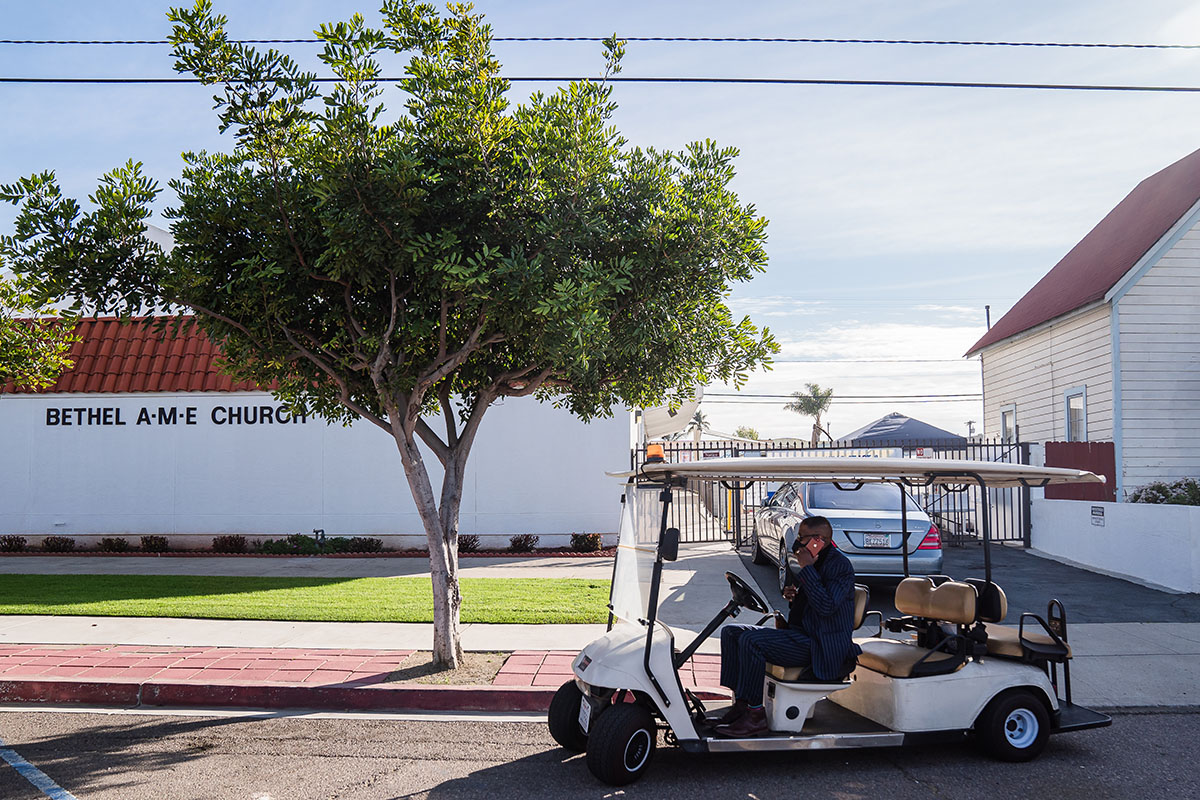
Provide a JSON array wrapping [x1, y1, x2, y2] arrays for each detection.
[[5, 0, 1200, 439]]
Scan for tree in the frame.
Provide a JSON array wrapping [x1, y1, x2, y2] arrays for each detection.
[[0, 1, 776, 667], [685, 409, 710, 441], [734, 425, 759, 440], [0, 275, 75, 390], [784, 383, 833, 447]]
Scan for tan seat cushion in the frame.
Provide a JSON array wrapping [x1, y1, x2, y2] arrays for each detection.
[[895, 577, 977, 625], [855, 638, 961, 678], [983, 624, 1072, 659], [853, 585, 869, 630]]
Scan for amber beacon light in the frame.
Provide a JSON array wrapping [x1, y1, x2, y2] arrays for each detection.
[[645, 443, 666, 463]]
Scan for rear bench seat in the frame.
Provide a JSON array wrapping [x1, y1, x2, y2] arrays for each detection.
[[964, 578, 1072, 661], [856, 577, 976, 678]]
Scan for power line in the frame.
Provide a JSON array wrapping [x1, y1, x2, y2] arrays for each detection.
[[703, 397, 979, 405], [4, 75, 1200, 93], [706, 393, 980, 399], [772, 359, 969, 367], [3, 36, 1200, 49]]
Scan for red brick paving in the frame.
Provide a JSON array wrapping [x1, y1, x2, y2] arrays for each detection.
[[0, 645, 728, 697]]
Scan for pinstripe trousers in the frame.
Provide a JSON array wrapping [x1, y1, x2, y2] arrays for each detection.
[[719, 623, 813, 706]]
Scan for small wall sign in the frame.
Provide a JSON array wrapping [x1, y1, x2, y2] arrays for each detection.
[[1091, 505, 1105, 527]]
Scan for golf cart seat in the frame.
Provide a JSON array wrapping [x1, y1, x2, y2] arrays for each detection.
[[963, 578, 1073, 662], [766, 585, 871, 682], [857, 577, 976, 678]]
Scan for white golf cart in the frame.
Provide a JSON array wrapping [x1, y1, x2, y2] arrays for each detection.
[[547, 456, 1112, 786]]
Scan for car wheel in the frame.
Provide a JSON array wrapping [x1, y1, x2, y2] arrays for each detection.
[[778, 542, 789, 593], [585, 702, 656, 786], [976, 689, 1050, 762], [548, 680, 589, 752], [751, 531, 769, 565]]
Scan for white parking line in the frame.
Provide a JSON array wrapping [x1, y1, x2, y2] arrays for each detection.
[[0, 736, 78, 800]]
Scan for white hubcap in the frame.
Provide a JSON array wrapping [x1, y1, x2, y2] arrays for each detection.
[[1004, 708, 1038, 748]]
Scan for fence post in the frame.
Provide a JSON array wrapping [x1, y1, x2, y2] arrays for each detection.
[[730, 446, 742, 548], [1020, 441, 1032, 547]]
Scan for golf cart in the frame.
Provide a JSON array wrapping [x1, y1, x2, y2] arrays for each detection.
[[547, 455, 1112, 786]]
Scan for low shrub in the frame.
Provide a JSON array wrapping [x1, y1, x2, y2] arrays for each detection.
[[0, 535, 27, 552], [458, 534, 481, 553], [212, 534, 248, 554], [140, 535, 170, 553], [256, 534, 321, 555], [347, 536, 383, 553], [1129, 477, 1200, 506], [42, 535, 76, 553], [569, 533, 603, 553], [508, 533, 539, 553], [327, 536, 354, 553], [99, 537, 131, 553]]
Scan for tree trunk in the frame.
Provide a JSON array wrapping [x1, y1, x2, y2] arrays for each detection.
[[394, 433, 464, 668]]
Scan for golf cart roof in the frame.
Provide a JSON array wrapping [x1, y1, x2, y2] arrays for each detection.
[[618, 456, 1104, 488]]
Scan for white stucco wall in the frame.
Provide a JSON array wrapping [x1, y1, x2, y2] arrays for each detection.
[[1032, 497, 1200, 593], [0, 392, 630, 549]]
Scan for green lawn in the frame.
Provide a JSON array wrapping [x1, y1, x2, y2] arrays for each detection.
[[0, 575, 611, 624]]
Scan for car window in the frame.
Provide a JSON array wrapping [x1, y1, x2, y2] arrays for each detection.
[[806, 483, 922, 512], [773, 484, 796, 508]]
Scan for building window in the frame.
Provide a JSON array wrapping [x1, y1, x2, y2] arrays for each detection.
[[1064, 387, 1087, 442], [1000, 405, 1016, 443]]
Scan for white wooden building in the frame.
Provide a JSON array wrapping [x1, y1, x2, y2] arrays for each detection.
[[967, 148, 1200, 499]]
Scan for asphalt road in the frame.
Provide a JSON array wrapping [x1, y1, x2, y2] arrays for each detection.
[[0, 709, 1195, 799], [737, 541, 1200, 623]]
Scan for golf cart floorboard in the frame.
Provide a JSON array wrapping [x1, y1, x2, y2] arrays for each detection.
[[698, 699, 907, 753]]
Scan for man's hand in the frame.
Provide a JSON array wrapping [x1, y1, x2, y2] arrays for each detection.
[[793, 544, 817, 569], [782, 585, 797, 601]]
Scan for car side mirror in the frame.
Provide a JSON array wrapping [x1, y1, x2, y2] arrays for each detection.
[[660, 527, 680, 562]]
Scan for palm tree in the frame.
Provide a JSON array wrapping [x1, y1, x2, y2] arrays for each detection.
[[784, 383, 834, 447], [685, 409, 710, 442]]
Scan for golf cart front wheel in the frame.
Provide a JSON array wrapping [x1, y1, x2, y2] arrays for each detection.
[[585, 703, 657, 786], [976, 689, 1050, 762], [548, 681, 589, 752]]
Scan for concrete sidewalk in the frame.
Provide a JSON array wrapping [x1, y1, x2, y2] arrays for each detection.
[[0, 542, 1197, 713]]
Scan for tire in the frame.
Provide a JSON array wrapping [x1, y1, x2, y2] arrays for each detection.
[[585, 703, 657, 786], [778, 542, 789, 593], [751, 531, 769, 565], [976, 689, 1051, 762], [548, 681, 589, 753]]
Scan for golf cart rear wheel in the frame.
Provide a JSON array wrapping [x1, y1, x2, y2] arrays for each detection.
[[976, 689, 1050, 762], [585, 703, 657, 786], [548, 681, 589, 752]]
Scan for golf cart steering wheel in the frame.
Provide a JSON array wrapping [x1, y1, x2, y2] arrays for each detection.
[[725, 571, 769, 613]]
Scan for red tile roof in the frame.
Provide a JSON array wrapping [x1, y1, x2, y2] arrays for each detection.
[[966, 147, 1200, 355], [5, 316, 262, 394]]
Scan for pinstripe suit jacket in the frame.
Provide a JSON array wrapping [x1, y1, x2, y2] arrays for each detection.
[[787, 547, 861, 681]]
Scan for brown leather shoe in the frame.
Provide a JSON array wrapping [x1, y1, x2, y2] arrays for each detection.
[[716, 705, 768, 738], [711, 699, 748, 726]]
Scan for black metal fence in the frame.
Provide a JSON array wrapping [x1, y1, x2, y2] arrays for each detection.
[[631, 439, 1032, 547]]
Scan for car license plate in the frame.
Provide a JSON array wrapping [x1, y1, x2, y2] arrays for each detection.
[[863, 533, 891, 548], [578, 697, 592, 734]]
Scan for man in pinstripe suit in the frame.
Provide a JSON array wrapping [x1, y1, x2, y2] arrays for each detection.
[[715, 515, 860, 737]]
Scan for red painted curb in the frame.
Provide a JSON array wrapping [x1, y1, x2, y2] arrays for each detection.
[[140, 681, 557, 712], [0, 678, 141, 706]]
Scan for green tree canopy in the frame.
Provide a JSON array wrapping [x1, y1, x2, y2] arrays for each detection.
[[734, 425, 759, 440], [0, 274, 75, 390], [0, 0, 776, 665]]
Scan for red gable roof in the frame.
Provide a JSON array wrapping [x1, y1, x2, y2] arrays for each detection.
[[967, 147, 1200, 355], [5, 316, 262, 395]]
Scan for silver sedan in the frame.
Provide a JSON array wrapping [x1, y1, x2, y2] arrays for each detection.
[[752, 481, 943, 586]]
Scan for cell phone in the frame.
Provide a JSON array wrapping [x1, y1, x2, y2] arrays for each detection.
[[805, 537, 826, 557]]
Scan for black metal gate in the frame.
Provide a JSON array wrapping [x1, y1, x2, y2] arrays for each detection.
[[631, 439, 1032, 547]]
